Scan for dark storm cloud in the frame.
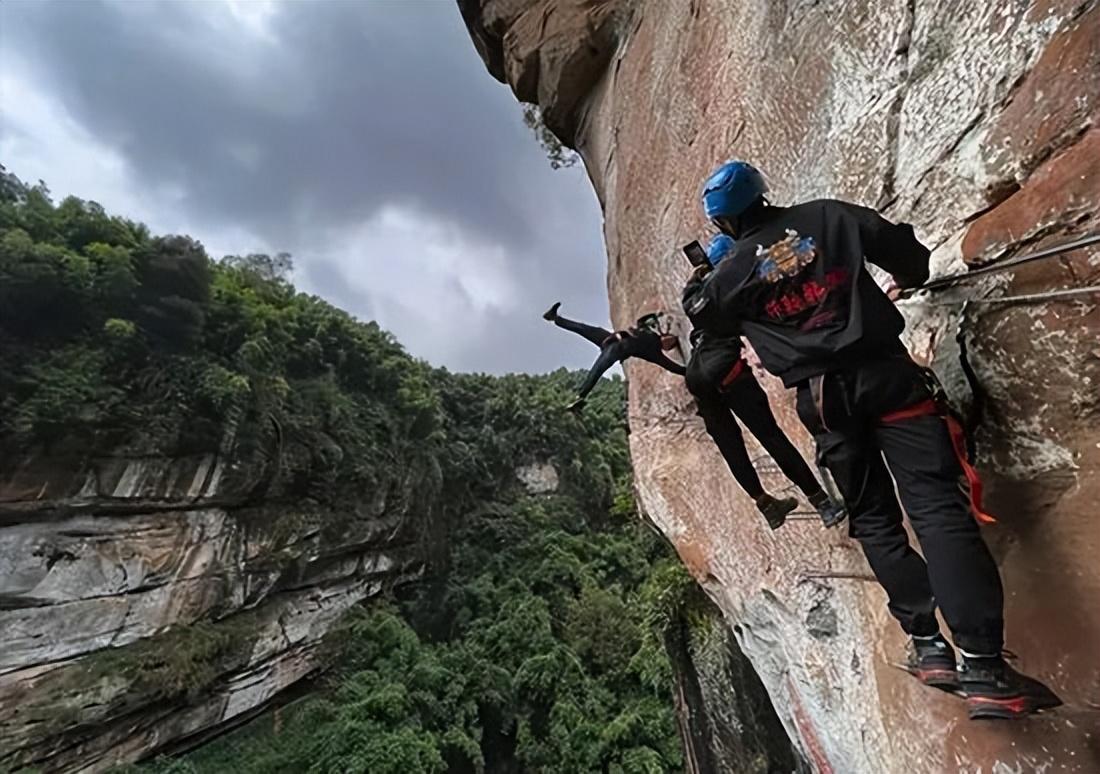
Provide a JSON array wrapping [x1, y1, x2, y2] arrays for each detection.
[[6, 1, 530, 246], [1, 0, 614, 374]]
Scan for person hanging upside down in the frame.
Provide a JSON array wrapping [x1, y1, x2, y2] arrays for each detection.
[[683, 159, 1061, 720], [543, 303, 685, 412], [686, 235, 845, 530]]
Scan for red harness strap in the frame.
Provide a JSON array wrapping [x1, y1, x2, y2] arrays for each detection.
[[719, 358, 747, 389], [880, 399, 996, 525]]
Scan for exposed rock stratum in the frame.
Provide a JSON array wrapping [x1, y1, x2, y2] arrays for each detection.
[[459, 1, 1100, 771], [0, 447, 430, 771]]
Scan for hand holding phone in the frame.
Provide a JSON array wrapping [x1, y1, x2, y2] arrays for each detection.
[[682, 240, 709, 268]]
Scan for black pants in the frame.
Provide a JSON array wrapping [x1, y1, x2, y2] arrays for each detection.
[[694, 373, 824, 500], [554, 316, 617, 398], [795, 356, 1004, 654], [556, 315, 685, 399], [554, 315, 612, 347], [575, 344, 623, 399]]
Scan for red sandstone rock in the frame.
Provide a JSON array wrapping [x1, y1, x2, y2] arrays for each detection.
[[962, 128, 1100, 265], [460, 1, 1100, 771]]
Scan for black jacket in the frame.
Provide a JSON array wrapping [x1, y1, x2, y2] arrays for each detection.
[[613, 328, 686, 375], [682, 199, 929, 386]]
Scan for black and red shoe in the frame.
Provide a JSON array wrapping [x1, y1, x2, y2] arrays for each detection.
[[904, 635, 961, 692], [959, 656, 1062, 720]]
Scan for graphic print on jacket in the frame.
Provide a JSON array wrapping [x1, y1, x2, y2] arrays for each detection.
[[754, 229, 817, 283], [752, 229, 851, 332]]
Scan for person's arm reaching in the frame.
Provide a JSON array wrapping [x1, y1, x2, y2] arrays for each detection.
[[654, 351, 687, 376], [624, 330, 688, 376], [841, 202, 931, 289], [655, 333, 687, 375]]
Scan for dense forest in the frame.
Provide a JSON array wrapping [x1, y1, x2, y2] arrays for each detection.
[[137, 469, 690, 773], [0, 169, 715, 773], [136, 369, 691, 773]]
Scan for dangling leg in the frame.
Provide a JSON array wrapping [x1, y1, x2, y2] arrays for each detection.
[[727, 374, 825, 499], [546, 305, 614, 348], [569, 341, 623, 411], [726, 373, 844, 525], [726, 374, 845, 525], [696, 397, 765, 499], [695, 393, 796, 529]]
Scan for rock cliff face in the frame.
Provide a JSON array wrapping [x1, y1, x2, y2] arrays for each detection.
[[460, 1, 1100, 771], [664, 580, 809, 774], [0, 446, 431, 772]]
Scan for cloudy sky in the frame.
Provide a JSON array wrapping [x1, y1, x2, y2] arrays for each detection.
[[0, 0, 611, 374]]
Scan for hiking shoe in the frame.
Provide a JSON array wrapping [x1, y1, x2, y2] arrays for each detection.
[[904, 635, 960, 692], [959, 656, 1063, 720], [543, 301, 562, 321], [755, 494, 798, 530], [808, 491, 847, 528], [566, 397, 586, 414]]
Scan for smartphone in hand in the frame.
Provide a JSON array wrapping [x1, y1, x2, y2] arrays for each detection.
[[682, 240, 708, 268]]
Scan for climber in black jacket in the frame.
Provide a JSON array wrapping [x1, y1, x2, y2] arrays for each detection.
[[683, 160, 1059, 720], [686, 235, 845, 530], [543, 303, 685, 411]]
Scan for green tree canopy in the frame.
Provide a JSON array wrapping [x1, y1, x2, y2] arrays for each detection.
[[0, 171, 693, 774]]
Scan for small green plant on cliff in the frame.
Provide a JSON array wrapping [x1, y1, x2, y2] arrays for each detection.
[[521, 104, 579, 170], [87, 617, 255, 701], [629, 559, 718, 693]]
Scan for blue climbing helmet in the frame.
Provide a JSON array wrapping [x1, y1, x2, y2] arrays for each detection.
[[706, 234, 737, 267], [701, 160, 768, 233]]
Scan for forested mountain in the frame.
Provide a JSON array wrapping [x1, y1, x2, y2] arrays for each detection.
[[3, 171, 768, 773]]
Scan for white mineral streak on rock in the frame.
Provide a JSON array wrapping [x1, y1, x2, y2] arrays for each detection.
[[204, 456, 225, 497], [111, 461, 147, 498], [219, 644, 316, 722], [186, 454, 215, 499]]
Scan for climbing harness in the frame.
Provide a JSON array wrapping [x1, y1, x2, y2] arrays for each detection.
[[880, 388, 996, 526], [718, 358, 747, 389]]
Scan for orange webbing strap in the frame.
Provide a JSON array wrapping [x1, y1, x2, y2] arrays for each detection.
[[880, 399, 996, 525], [719, 358, 747, 389]]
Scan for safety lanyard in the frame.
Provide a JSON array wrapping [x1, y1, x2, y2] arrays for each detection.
[[904, 232, 1100, 299]]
